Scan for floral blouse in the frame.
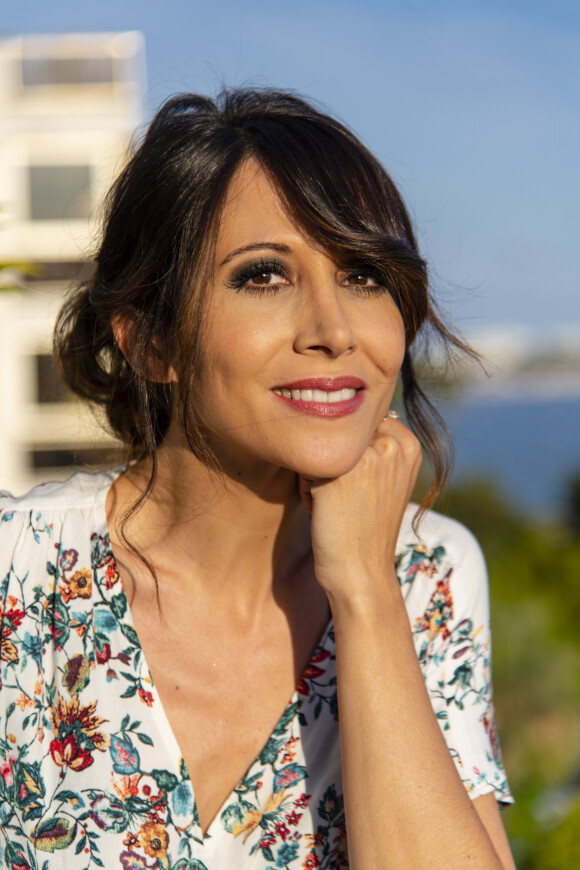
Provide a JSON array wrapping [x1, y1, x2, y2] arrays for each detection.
[[0, 470, 511, 869]]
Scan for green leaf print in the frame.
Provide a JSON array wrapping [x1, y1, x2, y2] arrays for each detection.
[[261, 845, 275, 862], [54, 789, 85, 808], [109, 592, 127, 619], [90, 793, 130, 832], [120, 622, 140, 647], [220, 799, 256, 833], [259, 736, 286, 765], [151, 768, 179, 792], [4, 700, 15, 720], [275, 701, 300, 733], [13, 760, 45, 821], [32, 816, 76, 851]]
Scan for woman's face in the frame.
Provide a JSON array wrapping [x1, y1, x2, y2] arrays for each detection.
[[186, 159, 406, 481]]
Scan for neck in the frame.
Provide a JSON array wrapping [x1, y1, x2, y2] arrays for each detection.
[[106, 440, 313, 617]]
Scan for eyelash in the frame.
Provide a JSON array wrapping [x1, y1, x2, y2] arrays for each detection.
[[226, 258, 290, 295], [226, 257, 390, 297]]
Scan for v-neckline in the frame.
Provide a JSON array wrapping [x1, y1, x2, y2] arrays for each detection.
[[96, 469, 334, 843]]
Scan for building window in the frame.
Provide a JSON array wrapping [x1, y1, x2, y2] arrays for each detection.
[[29, 446, 123, 471], [35, 354, 73, 404], [28, 165, 92, 221], [21, 57, 115, 87]]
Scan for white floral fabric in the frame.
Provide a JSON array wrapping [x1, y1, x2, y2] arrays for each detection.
[[0, 470, 511, 869]]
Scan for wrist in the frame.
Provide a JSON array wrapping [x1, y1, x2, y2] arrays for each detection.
[[323, 567, 406, 620]]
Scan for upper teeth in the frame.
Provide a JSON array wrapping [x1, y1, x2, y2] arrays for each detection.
[[273, 388, 357, 403]]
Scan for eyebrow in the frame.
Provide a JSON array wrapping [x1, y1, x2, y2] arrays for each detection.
[[220, 242, 292, 267]]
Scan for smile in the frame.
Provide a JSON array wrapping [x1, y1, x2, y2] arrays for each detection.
[[271, 378, 365, 417], [273, 387, 357, 403]]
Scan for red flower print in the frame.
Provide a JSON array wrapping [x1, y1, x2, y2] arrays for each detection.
[[3, 607, 25, 632], [275, 822, 290, 840], [259, 835, 276, 848], [285, 810, 302, 825], [0, 752, 16, 786], [297, 663, 326, 695], [302, 664, 325, 681], [303, 853, 320, 868], [294, 793, 311, 808], [50, 734, 94, 771], [105, 561, 120, 589], [123, 832, 140, 849], [10, 853, 30, 870], [138, 687, 154, 706], [49, 693, 110, 756], [96, 643, 112, 664], [413, 570, 454, 642]]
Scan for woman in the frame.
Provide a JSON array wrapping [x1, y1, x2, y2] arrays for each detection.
[[0, 89, 514, 868]]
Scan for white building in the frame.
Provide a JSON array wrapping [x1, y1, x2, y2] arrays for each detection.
[[0, 32, 145, 493]]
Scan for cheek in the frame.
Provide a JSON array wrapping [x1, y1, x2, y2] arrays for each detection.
[[371, 316, 406, 379], [196, 316, 270, 412]]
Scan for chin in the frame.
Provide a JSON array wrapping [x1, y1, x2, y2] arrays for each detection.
[[286, 444, 367, 480]]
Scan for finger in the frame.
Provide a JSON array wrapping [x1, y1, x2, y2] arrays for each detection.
[[372, 420, 423, 495]]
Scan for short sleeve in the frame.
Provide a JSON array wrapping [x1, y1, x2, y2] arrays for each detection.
[[396, 512, 513, 806]]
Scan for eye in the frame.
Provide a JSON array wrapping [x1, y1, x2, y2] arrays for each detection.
[[342, 269, 387, 294], [226, 258, 291, 294]]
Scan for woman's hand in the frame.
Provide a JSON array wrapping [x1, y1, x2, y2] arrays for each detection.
[[303, 422, 512, 869], [298, 417, 422, 602]]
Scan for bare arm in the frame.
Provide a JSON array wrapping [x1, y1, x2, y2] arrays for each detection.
[[303, 418, 515, 869]]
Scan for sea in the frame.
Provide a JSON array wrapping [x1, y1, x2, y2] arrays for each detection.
[[436, 376, 580, 521]]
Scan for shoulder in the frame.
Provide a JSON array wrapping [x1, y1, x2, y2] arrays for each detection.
[[397, 504, 486, 575], [395, 505, 489, 619], [0, 469, 118, 582], [0, 468, 118, 516]]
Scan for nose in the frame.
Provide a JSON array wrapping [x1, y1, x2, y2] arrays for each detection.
[[293, 277, 358, 358]]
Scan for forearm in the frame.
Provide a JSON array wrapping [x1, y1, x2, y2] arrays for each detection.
[[330, 575, 504, 870]]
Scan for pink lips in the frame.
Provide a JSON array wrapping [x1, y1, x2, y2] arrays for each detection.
[[271, 377, 365, 417], [278, 377, 365, 391]]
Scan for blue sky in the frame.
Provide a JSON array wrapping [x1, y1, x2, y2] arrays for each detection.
[[2, 0, 579, 334]]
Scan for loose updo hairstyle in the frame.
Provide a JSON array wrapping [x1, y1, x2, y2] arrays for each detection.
[[54, 87, 473, 510]]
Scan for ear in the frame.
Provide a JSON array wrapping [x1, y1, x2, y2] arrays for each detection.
[[112, 314, 178, 384]]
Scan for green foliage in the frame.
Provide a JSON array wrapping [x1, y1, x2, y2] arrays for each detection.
[[442, 478, 580, 868], [530, 798, 580, 869], [565, 472, 580, 536]]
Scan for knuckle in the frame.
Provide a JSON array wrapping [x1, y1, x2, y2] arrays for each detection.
[[374, 433, 398, 456], [405, 433, 422, 457]]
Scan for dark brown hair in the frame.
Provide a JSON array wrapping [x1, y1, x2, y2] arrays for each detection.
[[54, 87, 474, 511]]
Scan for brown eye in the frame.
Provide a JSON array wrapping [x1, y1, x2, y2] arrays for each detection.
[[253, 272, 274, 284], [226, 258, 291, 294], [342, 269, 388, 296], [349, 273, 370, 286]]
